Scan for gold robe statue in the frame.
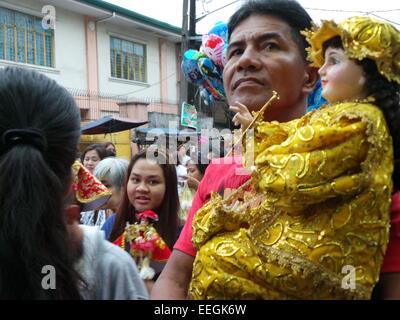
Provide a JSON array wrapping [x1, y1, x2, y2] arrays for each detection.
[[189, 100, 393, 299]]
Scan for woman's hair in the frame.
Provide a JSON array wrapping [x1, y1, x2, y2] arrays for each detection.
[[103, 142, 116, 149], [109, 151, 179, 249], [190, 152, 210, 176], [323, 36, 400, 190], [80, 144, 107, 162], [227, 0, 313, 61], [93, 157, 129, 191], [0, 67, 83, 299]]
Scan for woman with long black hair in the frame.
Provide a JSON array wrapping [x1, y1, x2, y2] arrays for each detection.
[[0, 67, 83, 299]]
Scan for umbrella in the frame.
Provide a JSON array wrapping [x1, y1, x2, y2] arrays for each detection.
[[81, 116, 149, 134]]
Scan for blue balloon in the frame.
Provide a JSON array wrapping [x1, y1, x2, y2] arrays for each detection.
[[182, 50, 206, 85], [208, 21, 228, 43]]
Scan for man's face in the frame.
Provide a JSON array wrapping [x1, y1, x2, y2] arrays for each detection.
[[224, 14, 311, 120]]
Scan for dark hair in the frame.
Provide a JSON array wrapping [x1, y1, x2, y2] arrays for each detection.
[[0, 67, 83, 299], [323, 36, 400, 190], [109, 151, 179, 249], [80, 144, 107, 162], [103, 142, 115, 149], [104, 149, 116, 158], [190, 152, 210, 176], [227, 0, 313, 61]]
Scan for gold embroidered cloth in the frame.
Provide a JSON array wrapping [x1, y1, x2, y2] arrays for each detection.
[[189, 102, 393, 299]]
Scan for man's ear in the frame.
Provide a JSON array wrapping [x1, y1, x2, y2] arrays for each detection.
[[65, 204, 81, 225], [302, 66, 319, 94]]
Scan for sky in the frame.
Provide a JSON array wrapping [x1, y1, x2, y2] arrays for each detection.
[[104, 0, 400, 35]]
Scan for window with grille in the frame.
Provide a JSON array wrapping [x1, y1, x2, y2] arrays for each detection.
[[0, 7, 54, 67], [110, 36, 146, 83]]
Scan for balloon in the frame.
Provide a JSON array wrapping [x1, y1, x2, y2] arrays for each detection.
[[221, 43, 228, 68], [198, 57, 221, 80], [181, 21, 229, 105], [200, 34, 225, 67], [182, 50, 206, 85], [208, 21, 228, 43]]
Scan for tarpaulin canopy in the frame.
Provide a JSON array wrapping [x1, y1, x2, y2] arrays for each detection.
[[81, 116, 149, 134], [133, 128, 201, 145], [135, 128, 200, 136]]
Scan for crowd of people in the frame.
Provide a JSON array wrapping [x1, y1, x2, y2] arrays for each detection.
[[0, 0, 399, 300]]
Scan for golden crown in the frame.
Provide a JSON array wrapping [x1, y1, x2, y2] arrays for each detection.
[[301, 16, 400, 84]]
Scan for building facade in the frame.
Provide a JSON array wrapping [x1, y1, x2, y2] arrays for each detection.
[[0, 0, 184, 158]]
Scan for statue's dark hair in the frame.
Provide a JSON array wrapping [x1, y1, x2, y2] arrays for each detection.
[[324, 36, 400, 190]]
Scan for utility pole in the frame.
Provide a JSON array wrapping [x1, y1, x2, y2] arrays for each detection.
[[180, 0, 198, 130], [180, 0, 189, 109], [187, 0, 197, 107]]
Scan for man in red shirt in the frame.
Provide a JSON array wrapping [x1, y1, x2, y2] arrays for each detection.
[[151, 0, 318, 299], [153, 1, 400, 300]]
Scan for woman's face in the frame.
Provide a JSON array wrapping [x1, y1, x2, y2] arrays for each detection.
[[187, 161, 203, 182], [83, 150, 101, 173], [318, 47, 367, 104], [127, 158, 166, 213], [99, 175, 122, 211]]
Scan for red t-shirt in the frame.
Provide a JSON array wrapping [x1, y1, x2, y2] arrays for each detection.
[[173, 155, 250, 257], [175, 157, 400, 274], [381, 191, 400, 273]]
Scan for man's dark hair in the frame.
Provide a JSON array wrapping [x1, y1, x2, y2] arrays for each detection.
[[227, 0, 313, 61]]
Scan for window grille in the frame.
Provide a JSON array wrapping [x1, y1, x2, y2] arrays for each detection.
[[0, 7, 54, 67], [110, 36, 146, 82]]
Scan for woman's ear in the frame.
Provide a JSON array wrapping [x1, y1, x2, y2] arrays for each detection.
[[302, 66, 319, 94]]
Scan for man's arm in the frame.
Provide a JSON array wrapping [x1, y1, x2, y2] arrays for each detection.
[[151, 249, 194, 299]]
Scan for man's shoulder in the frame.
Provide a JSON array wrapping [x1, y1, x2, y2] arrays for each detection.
[[209, 155, 243, 168], [202, 154, 250, 191]]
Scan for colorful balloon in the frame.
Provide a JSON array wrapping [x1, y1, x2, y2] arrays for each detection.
[[181, 22, 229, 105]]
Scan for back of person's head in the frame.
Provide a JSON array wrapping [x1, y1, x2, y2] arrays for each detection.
[[103, 142, 116, 156], [93, 157, 129, 192], [104, 148, 116, 158], [228, 0, 313, 61], [109, 150, 179, 248], [0, 67, 82, 299]]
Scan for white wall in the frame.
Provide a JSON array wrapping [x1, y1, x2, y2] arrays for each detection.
[[166, 41, 179, 105], [1, 0, 179, 102], [51, 7, 87, 90], [97, 21, 157, 99], [96, 20, 179, 104]]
